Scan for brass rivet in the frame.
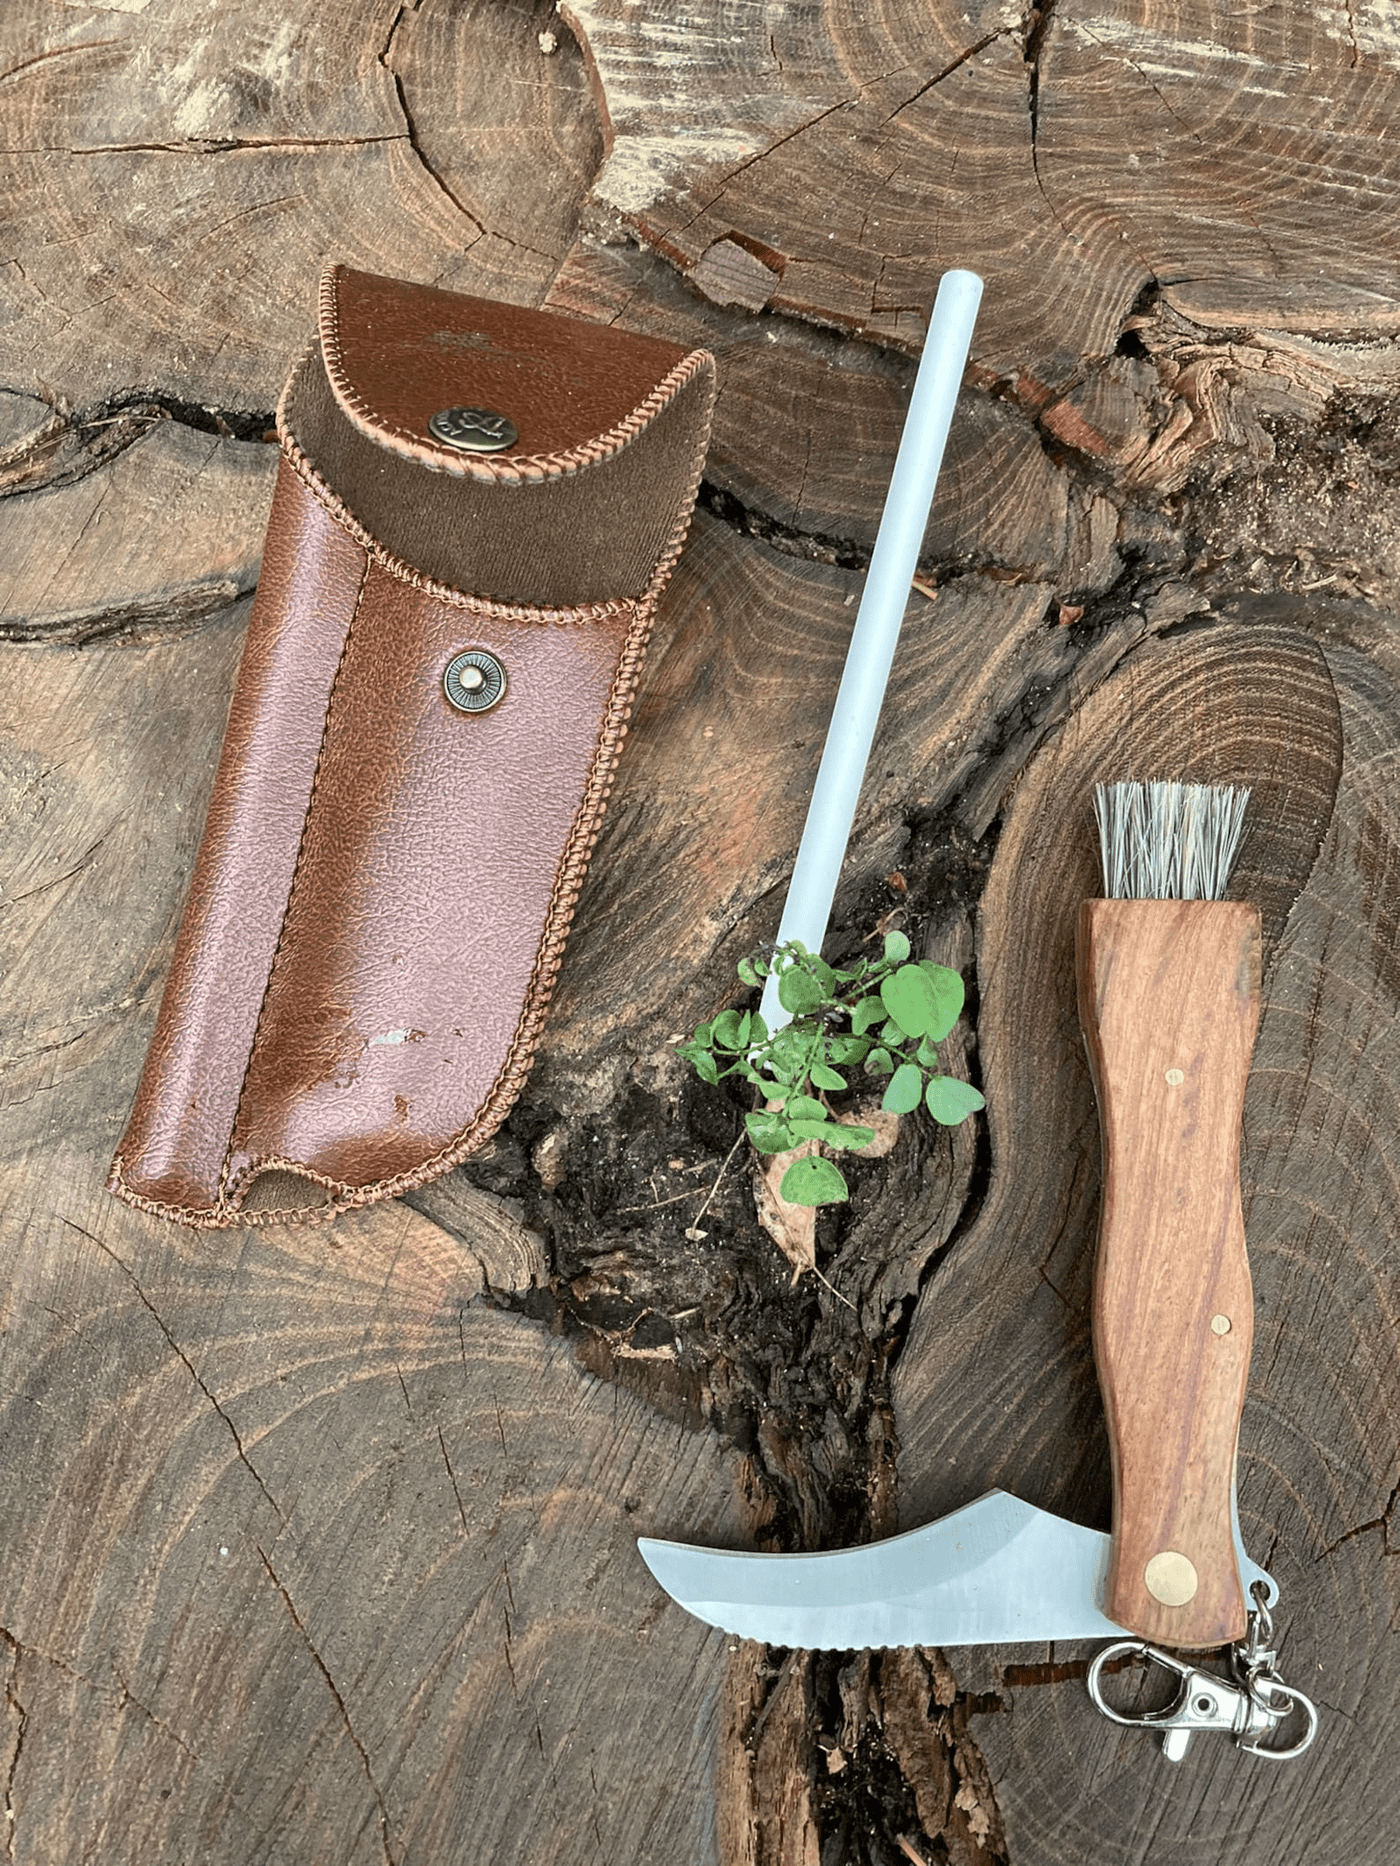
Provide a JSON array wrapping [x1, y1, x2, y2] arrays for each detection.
[[444, 649, 506, 714], [428, 405, 518, 453], [1144, 1550, 1199, 1607], [1211, 1313, 1232, 1335]]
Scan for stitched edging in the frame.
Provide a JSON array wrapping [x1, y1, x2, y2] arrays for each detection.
[[311, 371, 716, 1216], [106, 1153, 335, 1228], [113, 349, 716, 1231], [318, 263, 712, 486], [106, 543, 653, 1233], [277, 359, 638, 622], [111, 555, 658, 1233], [105, 531, 373, 1233], [131, 365, 712, 1231]]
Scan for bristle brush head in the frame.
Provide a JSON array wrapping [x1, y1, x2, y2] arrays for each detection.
[[1093, 780, 1251, 900]]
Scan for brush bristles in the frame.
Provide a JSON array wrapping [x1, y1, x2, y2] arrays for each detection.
[[1093, 780, 1251, 900]]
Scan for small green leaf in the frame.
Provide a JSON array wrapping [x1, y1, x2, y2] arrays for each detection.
[[784, 1094, 826, 1124], [749, 1012, 769, 1045], [916, 1034, 941, 1067], [881, 1062, 924, 1114], [918, 963, 966, 1039], [810, 1063, 847, 1091], [711, 1009, 748, 1051], [883, 929, 911, 963], [737, 957, 761, 988], [690, 1051, 720, 1085], [880, 1018, 904, 1046], [745, 1109, 796, 1153], [779, 1155, 849, 1205], [924, 1076, 986, 1125], [768, 1026, 811, 1075], [881, 964, 961, 1039], [851, 994, 887, 1035], [778, 966, 827, 1015], [864, 1046, 894, 1076], [819, 1122, 876, 1152], [826, 1035, 871, 1066], [787, 1118, 842, 1142]]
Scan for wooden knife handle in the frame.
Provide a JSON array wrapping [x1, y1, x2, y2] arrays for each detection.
[[1076, 897, 1261, 1648]]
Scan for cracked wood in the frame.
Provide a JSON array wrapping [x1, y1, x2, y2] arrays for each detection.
[[564, 0, 1400, 381], [0, 0, 602, 411]]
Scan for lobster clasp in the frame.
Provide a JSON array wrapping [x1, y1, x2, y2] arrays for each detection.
[[1087, 1640, 1283, 1762]]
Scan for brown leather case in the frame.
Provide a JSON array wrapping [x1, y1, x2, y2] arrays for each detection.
[[109, 265, 715, 1227]]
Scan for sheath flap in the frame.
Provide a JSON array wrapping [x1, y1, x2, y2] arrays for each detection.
[[279, 267, 716, 607], [320, 265, 704, 483]]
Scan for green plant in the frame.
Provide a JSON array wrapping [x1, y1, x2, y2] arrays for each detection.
[[677, 932, 985, 1207]]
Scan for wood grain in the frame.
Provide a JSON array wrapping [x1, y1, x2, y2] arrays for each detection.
[[0, 424, 276, 642], [6, 0, 1400, 1856], [562, 0, 1400, 380], [0, 0, 600, 414], [549, 238, 1105, 589], [1078, 898, 1260, 1648], [562, 0, 1094, 367], [534, 508, 1162, 1106]]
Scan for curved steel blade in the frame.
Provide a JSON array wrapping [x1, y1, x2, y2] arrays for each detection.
[[638, 1489, 1276, 1650]]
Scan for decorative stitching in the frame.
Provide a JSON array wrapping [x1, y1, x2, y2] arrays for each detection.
[[111, 389, 712, 1233], [108, 1155, 339, 1227], [318, 263, 712, 487], [112, 304, 716, 1230], [107, 1153, 334, 1228]]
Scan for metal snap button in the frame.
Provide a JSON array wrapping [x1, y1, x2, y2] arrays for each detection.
[[444, 649, 506, 714], [428, 406, 518, 453]]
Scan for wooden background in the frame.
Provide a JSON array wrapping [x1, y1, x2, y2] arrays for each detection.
[[3, 1, 1398, 1859]]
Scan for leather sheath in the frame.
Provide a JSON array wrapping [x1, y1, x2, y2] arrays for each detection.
[[109, 265, 715, 1227]]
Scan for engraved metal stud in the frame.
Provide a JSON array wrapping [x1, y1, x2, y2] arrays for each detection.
[[428, 405, 518, 453], [444, 649, 506, 714]]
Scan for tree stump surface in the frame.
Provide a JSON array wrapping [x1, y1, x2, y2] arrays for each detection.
[[2, 2, 1398, 1861]]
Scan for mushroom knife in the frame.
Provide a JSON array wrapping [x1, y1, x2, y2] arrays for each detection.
[[642, 780, 1281, 1652]]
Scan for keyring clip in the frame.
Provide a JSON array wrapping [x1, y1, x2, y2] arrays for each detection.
[[1087, 1586, 1318, 1762], [1088, 1641, 1276, 1761]]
